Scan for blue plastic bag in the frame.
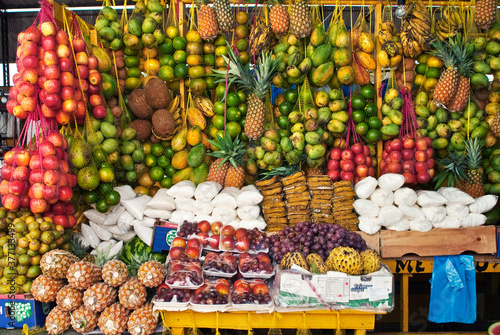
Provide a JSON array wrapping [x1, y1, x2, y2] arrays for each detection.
[[428, 255, 476, 324]]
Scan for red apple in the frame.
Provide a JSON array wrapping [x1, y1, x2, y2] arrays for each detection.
[[221, 236, 235, 250], [185, 246, 200, 259], [417, 172, 431, 184], [252, 283, 269, 295], [77, 65, 89, 80], [60, 86, 74, 101], [43, 170, 60, 186], [341, 149, 354, 160], [384, 141, 392, 153], [414, 150, 428, 162], [62, 99, 77, 114], [59, 160, 69, 173], [196, 220, 211, 234], [55, 111, 71, 125], [21, 41, 39, 57], [235, 237, 250, 252], [45, 93, 61, 109], [22, 55, 38, 69], [39, 140, 56, 157], [20, 97, 36, 113], [9, 180, 26, 195], [1, 165, 13, 181], [75, 101, 86, 118], [215, 283, 230, 295], [354, 154, 366, 166], [3, 194, 21, 210], [55, 29, 69, 45], [391, 139, 403, 151], [18, 82, 36, 97], [366, 156, 374, 167], [402, 149, 414, 161], [390, 150, 402, 162], [356, 165, 369, 178], [28, 183, 44, 199], [328, 159, 340, 171], [330, 148, 342, 160], [66, 203, 75, 215], [29, 169, 44, 184], [363, 145, 371, 157], [72, 38, 86, 53], [208, 235, 220, 249], [340, 159, 355, 172], [88, 56, 98, 69], [75, 52, 88, 65], [40, 22, 56, 36], [12, 166, 29, 181], [351, 142, 364, 155], [88, 84, 100, 95], [327, 169, 340, 181], [60, 71, 74, 87], [403, 172, 416, 185], [340, 171, 354, 181], [41, 104, 56, 118], [3, 151, 15, 166], [88, 71, 102, 85], [6, 100, 19, 114], [426, 147, 434, 159], [402, 160, 415, 173], [415, 161, 429, 173], [387, 162, 402, 173], [53, 214, 70, 228], [56, 44, 70, 59], [0, 181, 9, 196], [415, 138, 428, 151], [59, 57, 72, 72], [221, 225, 236, 238], [44, 79, 61, 94], [43, 50, 59, 67], [24, 26, 42, 43], [186, 238, 201, 249], [196, 232, 209, 247], [89, 94, 103, 107], [15, 150, 30, 167], [92, 105, 107, 119], [58, 186, 72, 202], [403, 138, 415, 149], [22, 68, 38, 84]]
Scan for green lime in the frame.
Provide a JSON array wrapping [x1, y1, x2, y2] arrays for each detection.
[[415, 63, 427, 75], [279, 101, 293, 116], [227, 107, 241, 121], [226, 92, 241, 107], [351, 95, 366, 110], [284, 89, 299, 104], [204, 54, 216, 66], [278, 129, 291, 138], [355, 122, 369, 136], [364, 102, 378, 117], [99, 183, 113, 195], [205, 77, 217, 90], [352, 110, 365, 123], [212, 115, 225, 130], [99, 167, 115, 183], [174, 63, 187, 78], [158, 39, 174, 55], [216, 85, 226, 99], [367, 116, 383, 129], [237, 91, 247, 103], [214, 101, 225, 115], [149, 166, 165, 182], [160, 54, 176, 67], [173, 50, 187, 64], [83, 190, 99, 204], [105, 190, 120, 206], [164, 147, 175, 158], [425, 67, 441, 79], [95, 199, 110, 213], [145, 154, 157, 167], [125, 56, 140, 68], [238, 103, 247, 115], [126, 67, 141, 78], [165, 165, 177, 178], [157, 156, 170, 168], [151, 143, 165, 157], [158, 65, 175, 82], [172, 36, 187, 50], [366, 129, 383, 143], [160, 177, 173, 189], [360, 85, 376, 101], [126, 171, 137, 183], [227, 122, 242, 138], [277, 115, 289, 129]]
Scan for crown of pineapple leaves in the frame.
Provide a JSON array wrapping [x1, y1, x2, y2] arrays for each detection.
[[207, 131, 246, 170], [430, 37, 457, 69], [211, 42, 281, 100], [449, 34, 475, 76], [258, 160, 301, 180]]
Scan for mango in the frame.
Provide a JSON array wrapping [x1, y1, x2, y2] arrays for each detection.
[[173, 167, 193, 184], [171, 128, 187, 151], [310, 24, 326, 47], [311, 62, 334, 87]]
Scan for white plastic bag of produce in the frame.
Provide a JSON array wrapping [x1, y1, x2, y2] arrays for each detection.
[[394, 188, 417, 206], [194, 181, 222, 202], [358, 216, 383, 235], [370, 188, 394, 207], [175, 197, 196, 212], [433, 216, 460, 229], [399, 205, 424, 220], [239, 220, 266, 231], [460, 213, 487, 227], [133, 217, 156, 228], [170, 211, 195, 224], [437, 187, 474, 205], [409, 216, 433, 232], [194, 215, 213, 223], [113, 231, 136, 242], [84, 209, 107, 225], [220, 187, 240, 196], [469, 195, 499, 214], [386, 218, 410, 231], [114, 185, 136, 200], [421, 206, 447, 223], [378, 205, 403, 227], [81, 223, 100, 248], [118, 210, 135, 227], [354, 176, 378, 199], [167, 180, 196, 199], [121, 195, 151, 220], [134, 225, 153, 246], [211, 193, 237, 209], [446, 204, 469, 219], [147, 188, 175, 210], [236, 188, 263, 207], [192, 200, 214, 216], [237, 205, 261, 221], [90, 221, 113, 241], [353, 199, 379, 217], [378, 173, 406, 191], [143, 208, 172, 220], [417, 191, 447, 207], [102, 206, 125, 226], [212, 207, 237, 223]]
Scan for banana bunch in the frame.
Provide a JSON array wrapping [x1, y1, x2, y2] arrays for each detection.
[[250, 15, 276, 58], [400, 0, 433, 58], [377, 20, 403, 68], [435, 6, 463, 41]]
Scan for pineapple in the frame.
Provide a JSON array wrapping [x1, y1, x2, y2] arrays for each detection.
[[138, 260, 166, 288], [83, 282, 117, 312], [40, 249, 79, 279], [31, 274, 64, 302], [213, 47, 280, 140], [269, 0, 289, 34], [45, 306, 71, 335], [325, 246, 363, 275], [196, 0, 218, 41], [213, 0, 233, 32], [461, 138, 486, 198], [475, 0, 497, 30], [98, 303, 130, 335], [207, 133, 247, 188], [56, 285, 83, 312], [127, 303, 158, 335], [71, 306, 98, 333], [118, 277, 147, 310], [448, 36, 475, 113], [102, 259, 129, 287], [430, 38, 459, 107], [206, 157, 229, 185], [67, 261, 102, 290], [289, 0, 312, 39]]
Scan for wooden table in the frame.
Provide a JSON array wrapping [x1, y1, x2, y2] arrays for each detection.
[[383, 255, 500, 333], [159, 310, 382, 335]]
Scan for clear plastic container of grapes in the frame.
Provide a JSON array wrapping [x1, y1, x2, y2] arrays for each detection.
[[238, 252, 276, 279], [218, 225, 270, 254], [202, 252, 238, 278], [189, 279, 232, 312], [152, 284, 192, 312], [176, 220, 222, 252], [165, 260, 204, 290], [229, 279, 274, 312]]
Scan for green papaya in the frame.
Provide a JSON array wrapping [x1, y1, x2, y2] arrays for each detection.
[[101, 73, 117, 99], [311, 44, 332, 67], [311, 62, 334, 87], [310, 24, 326, 47], [187, 144, 206, 167], [190, 163, 208, 185]]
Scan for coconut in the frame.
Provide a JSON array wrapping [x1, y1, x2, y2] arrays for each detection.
[[128, 89, 154, 119], [130, 119, 152, 140], [144, 78, 170, 110], [152, 109, 176, 137]]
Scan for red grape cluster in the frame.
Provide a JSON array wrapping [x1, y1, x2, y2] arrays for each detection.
[[154, 285, 192, 303], [268, 222, 368, 262]]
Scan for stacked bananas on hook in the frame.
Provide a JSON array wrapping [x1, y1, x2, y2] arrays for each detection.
[[435, 6, 463, 41], [400, 0, 433, 58]]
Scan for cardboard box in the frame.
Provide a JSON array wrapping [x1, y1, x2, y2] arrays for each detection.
[[275, 265, 394, 312], [0, 294, 52, 328], [151, 219, 178, 253]]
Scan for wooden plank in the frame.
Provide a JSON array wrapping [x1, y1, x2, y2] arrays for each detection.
[[380, 226, 497, 258], [357, 231, 380, 254]]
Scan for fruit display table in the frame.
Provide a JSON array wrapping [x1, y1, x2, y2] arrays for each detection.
[[159, 310, 382, 335], [383, 255, 500, 333]]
